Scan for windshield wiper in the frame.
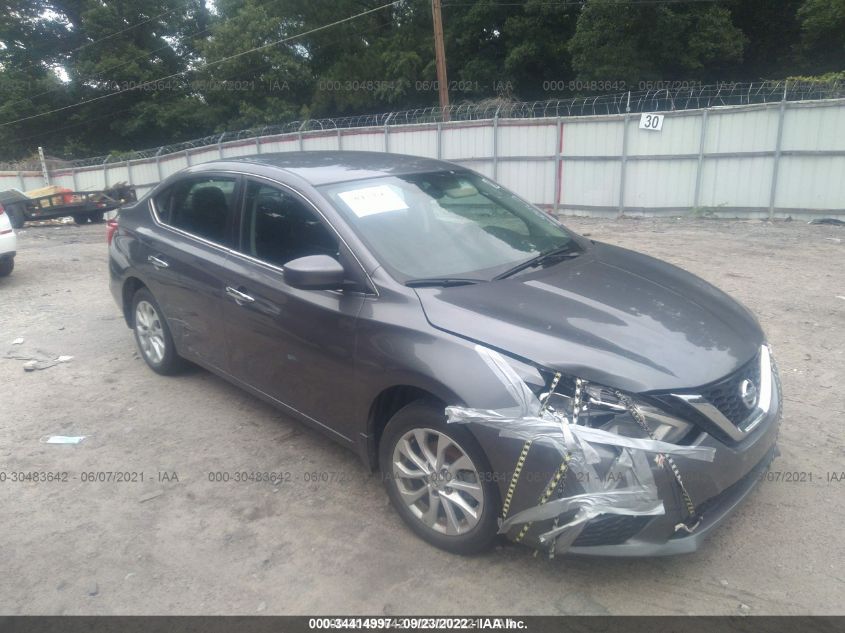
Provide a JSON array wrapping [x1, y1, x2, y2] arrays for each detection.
[[494, 244, 581, 280], [405, 277, 483, 288]]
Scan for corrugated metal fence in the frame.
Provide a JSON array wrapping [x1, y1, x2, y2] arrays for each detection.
[[2, 97, 844, 219]]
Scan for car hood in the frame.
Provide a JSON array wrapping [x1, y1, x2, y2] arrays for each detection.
[[413, 242, 764, 393]]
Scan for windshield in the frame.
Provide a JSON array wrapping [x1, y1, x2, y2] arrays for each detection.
[[319, 171, 578, 282]]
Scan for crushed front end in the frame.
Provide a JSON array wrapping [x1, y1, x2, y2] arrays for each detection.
[[447, 345, 782, 557]]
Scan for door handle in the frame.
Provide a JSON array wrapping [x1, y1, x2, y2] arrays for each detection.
[[148, 255, 169, 269], [226, 286, 255, 305]]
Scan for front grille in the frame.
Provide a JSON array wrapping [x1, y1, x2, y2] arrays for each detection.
[[698, 351, 761, 426], [571, 515, 651, 547]]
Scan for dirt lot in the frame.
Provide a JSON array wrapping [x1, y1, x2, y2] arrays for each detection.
[[0, 217, 843, 615]]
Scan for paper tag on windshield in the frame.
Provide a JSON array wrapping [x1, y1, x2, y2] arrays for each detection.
[[339, 185, 408, 217]]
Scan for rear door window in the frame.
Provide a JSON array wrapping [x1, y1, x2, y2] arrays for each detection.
[[154, 177, 238, 246]]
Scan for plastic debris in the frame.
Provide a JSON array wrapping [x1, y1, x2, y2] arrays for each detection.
[[43, 435, 86, 444], [11, 338, 23, 345], [5, 350, 73, 371]]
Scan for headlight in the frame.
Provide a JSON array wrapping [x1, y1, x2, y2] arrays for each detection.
[[497, 354, 695, 444], [544, 378, 694, 444]]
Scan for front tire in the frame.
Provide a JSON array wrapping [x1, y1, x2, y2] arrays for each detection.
[[73, 214, 89, 225], [131, 288, 184, 375], [380, 399, 500, 555], [0, 257, 13, 277]]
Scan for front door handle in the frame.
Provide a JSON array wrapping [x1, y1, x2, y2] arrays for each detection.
[[226, 286, 255, 305], [148, 255, 169, 269]]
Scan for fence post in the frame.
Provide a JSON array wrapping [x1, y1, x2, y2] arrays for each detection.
[[126, 159, 133, 186], [492, 107, 500, 180], [768, 81, 788, 219], [436, 122, 443, 159], [693, 109, 709, 210], [71, 168, 78, 191], [218, 133, 226, 159], [184, 149, 191, 167], [384, 113, 394, 152], [16, 171, 24, 190], [155, 147, 164, 182], [38, 146, 50, 186], [337, 128, 342, 150], [256, 127, 266, 154], [102, 154, 111, 189], [618, 113, 630, 217], [554, 117, 562, 214]]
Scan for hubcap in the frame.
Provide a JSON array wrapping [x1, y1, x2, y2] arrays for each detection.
[[392, 428, 484, 535], [135, 300, 166, 365]]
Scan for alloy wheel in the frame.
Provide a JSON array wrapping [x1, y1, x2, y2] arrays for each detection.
[[391, 428, 485, 536], [135, 300, 166, 365]]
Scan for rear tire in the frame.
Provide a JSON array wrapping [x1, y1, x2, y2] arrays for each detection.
[[131, 288, 185, 375], [0, 257, 13, 277], [88, 212, 105, 223], [8, 208, 24, 229], [380, 399, 500, 555], [73, 214, 89, 225]]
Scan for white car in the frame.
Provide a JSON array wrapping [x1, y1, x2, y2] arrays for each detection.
[[0, 203, 17, 276]]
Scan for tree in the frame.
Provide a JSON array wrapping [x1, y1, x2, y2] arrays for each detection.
[[0, 0, 75, 159], [0, 0, 839, 161], [194, 0, 311, 130], [568, 0, 746, 85], [797, 0, 845, 74], [1, 0, 214, 158], [726, 0, 803, 81]]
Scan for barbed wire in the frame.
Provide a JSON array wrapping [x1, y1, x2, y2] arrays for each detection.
[[2, 79, 842, 171]]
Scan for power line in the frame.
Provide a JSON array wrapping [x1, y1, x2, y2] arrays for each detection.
[[4, 105, 138, 145], [72, 7, 182, 53], [3, 1, 218, 111], [3, 16, 401, 152], [0, 0, 403, 129], [4, 5, 186, 75], [3, 20, 216, 111]]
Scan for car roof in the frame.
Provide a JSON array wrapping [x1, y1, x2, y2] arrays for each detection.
[[201, 151, 458, 186]]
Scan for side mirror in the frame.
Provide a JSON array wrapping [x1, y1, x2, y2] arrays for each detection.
[[283, 254, 346, 290]]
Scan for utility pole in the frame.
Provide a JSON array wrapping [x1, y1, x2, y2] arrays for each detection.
[[431, 0, 450, 121]]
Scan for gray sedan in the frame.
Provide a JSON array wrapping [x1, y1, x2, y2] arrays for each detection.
[[108, 151, 781, 556]]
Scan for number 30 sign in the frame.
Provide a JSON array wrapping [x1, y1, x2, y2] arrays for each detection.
[[639, 113, 664, 131]]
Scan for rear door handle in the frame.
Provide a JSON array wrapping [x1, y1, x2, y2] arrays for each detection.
[[148, 255, 169, 269], [226, 286, 255, 305]]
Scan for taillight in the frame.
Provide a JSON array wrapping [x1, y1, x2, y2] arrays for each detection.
[[106, 218, 119, 245], [0, 203, 10, 235]]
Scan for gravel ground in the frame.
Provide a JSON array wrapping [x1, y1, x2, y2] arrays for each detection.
[[0, 217, 843, 616]]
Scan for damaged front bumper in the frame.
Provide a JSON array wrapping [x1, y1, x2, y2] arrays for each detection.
[[567, 443, 779, 557], [447, 345, 782, 558]]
